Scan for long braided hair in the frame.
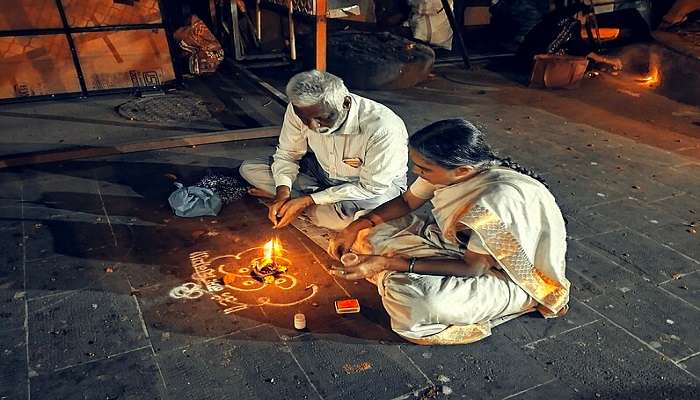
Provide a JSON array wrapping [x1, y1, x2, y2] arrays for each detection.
[[409, 119, 548, 187]]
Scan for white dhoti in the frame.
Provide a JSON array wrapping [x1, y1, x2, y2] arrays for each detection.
[[363, 214, 537, 344]]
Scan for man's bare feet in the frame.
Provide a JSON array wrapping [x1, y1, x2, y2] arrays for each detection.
[[248, 187, 275, 199]]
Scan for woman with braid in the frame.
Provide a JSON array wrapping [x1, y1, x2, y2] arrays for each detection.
[[328, 119, 570, 345]]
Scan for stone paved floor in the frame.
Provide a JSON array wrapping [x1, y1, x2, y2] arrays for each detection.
[[0, 67, 698, 400]]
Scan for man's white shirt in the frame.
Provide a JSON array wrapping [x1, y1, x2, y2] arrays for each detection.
[[271, 93, 408, 205]]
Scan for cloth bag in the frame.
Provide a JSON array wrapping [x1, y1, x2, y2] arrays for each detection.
[[168, 182, 222, 217], [173, 15, 224, 74]]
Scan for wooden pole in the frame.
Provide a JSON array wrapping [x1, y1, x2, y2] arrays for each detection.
[[256, 0, 262, 41], [314, 0, 327, 71], [440, 0, 470, 69], [288, 0, 297, 60]]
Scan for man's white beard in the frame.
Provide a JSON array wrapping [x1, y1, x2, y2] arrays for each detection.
[[314, 107, 349, 135]]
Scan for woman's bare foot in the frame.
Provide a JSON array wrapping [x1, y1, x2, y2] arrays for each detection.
[[248, 187, 275, 199]]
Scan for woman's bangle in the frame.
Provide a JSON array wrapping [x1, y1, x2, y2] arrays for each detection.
[[407, 257, 417, 274]]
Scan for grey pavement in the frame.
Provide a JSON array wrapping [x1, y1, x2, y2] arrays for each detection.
[[0, 67, 698, 400]]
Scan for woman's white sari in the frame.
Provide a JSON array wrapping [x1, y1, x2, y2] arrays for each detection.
[[362, 167, 570, 344]]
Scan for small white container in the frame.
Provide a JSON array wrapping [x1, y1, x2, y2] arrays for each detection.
[[341, 253, 359, 267], [294, 313, 306, 330]]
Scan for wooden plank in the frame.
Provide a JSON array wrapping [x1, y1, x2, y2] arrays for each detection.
[[315, 0, 327, 71], [653, 31, 700, 61], [0, 126, 280, 169]]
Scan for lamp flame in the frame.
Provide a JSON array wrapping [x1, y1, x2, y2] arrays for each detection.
[[252, 238, 288, 282], [263, 239, 274, 261], [262, 238, 282, 265]]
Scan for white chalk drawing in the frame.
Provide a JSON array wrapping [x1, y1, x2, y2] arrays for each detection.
[[170, 249, 318, 314], [169, 282, 205, 299]]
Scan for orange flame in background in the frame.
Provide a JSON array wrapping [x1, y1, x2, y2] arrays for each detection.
[[639, 66, 660, 86], [637, 52, 662, 87], [581, 28, 620, 41]]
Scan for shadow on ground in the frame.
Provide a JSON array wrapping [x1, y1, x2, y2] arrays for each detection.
[[3, 159, 401, 345]]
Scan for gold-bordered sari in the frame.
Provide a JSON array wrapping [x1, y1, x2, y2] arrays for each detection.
[[430, 167, 570, 318]]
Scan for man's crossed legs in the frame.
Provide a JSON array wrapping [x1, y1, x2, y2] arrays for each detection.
[[239, 154, 403, 231]]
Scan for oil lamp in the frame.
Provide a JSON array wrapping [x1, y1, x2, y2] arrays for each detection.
[[251, 238, 288, 283]]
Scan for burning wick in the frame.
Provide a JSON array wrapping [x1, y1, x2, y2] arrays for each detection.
[[262, 239, 274, 265], [261, 238, 284, 268]]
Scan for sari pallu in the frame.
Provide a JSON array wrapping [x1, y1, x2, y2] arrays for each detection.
[[431, 167, 570, 318]]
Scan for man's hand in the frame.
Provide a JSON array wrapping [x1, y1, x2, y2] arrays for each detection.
[[329, 255, 397, 280], [274, 195, 314, 229], [268, 186, 291, 226]]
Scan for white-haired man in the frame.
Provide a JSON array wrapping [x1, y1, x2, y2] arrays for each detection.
[[239, 70, 408, 231]]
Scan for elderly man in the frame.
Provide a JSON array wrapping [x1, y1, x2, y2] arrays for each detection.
[[239, 70, 408, 230]]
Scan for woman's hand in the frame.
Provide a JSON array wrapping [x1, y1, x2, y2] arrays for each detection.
[[328, 225, 362, 260], [329, 255, 398, 280]]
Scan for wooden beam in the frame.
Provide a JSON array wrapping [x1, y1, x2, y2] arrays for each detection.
[[315, 0, 327, 71], [0, 126, 281, 169]]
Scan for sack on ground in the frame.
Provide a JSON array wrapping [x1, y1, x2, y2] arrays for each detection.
[[168, 182, 222, 217]]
